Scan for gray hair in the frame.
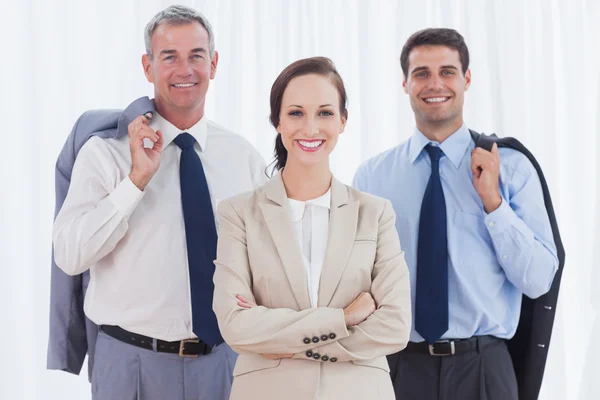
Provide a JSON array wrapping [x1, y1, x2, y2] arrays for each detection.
[[144, 5, 215, 59]]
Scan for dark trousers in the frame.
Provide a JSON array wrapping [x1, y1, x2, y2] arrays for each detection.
[[387, 337, 518, 400]]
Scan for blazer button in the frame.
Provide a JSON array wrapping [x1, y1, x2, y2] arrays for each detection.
[[303, 337, 311, 344], [321, 355, 329, 361], [306, 350, 313, 358], [313, 353, 321, 360], [329, 333, 336, 340], [321, 335, 328, 341], [330, 357, 338, 362], [312, 336, 320, 343]]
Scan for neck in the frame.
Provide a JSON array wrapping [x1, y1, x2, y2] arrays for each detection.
[[416, 115, 464, 143], [155, 99, 205, 131], [281, 160, 332, 201]]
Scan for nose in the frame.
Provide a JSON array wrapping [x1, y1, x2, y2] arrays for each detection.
[[303, 116, 319, 137], [426, 74, 444, 91], [175, 59, 193, 76]]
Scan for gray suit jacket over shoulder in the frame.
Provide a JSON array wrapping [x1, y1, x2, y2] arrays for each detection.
[[47, 97, 154, 380]]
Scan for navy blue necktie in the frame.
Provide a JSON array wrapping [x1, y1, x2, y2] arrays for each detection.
[[415, 144, 449, 344], [174, 133, 223, 346]]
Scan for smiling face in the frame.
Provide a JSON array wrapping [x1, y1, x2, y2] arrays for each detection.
[[276, 73, 347, 170], [142, 21, 218, 119], [403, 45, 471, 131]]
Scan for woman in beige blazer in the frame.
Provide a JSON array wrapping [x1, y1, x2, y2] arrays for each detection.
[[213, 57, 411, 400]]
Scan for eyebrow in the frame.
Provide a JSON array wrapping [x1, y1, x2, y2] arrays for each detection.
[[158, 48, 208, 56], [287, 104, 335, 108], [411, 66, 429, 75], [411, 65, 459, 74], [440, 65, 459, 71]]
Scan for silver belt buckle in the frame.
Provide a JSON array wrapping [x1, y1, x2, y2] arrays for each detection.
[[428, 340, 455, 356]]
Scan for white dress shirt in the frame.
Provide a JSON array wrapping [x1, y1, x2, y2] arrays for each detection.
[[286, 190, 331, 308], [53, 112, 266, 341]]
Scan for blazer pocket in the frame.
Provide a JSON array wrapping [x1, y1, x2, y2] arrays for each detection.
[[354, 236, 376, 242], [233, 354, 282, 377], [351, 357, 390, 373]]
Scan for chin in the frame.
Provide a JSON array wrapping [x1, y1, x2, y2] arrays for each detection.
[[423, 112, 454, 123], [171, 99, 203, 110]]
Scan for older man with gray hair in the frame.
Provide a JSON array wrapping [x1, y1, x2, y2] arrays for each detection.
[[49, 5, 265, 399]]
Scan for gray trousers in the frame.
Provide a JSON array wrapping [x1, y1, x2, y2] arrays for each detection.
[[92, 330, 237, 400], [387, 337, 518, 400]]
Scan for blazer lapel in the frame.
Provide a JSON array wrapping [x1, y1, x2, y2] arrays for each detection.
[[318, 177, 358, 307], [259, 173, 312, 310]]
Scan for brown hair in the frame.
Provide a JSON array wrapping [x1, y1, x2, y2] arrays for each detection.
[[400, 28, 470, 77], [268, 56, 348, 175]]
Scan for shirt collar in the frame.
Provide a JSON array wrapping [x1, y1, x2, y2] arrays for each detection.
[[407, 123, 472, 168], [287, 189, 331, 223], [150, 112, 208, 151]]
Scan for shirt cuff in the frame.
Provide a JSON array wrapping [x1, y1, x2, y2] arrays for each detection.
[[484, 197, 516, 234], [108, 177, 145, 219]]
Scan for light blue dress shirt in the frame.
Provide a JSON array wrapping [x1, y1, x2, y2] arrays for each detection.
[[353, 124, 559, 342]]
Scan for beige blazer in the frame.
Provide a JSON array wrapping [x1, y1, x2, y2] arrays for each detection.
[[213, 173, 411, 400]]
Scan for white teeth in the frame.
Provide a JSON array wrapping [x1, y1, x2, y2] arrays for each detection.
[[424, 97, 449, 103], [298, 140, 323, 148], [173, 83, 195, 88]]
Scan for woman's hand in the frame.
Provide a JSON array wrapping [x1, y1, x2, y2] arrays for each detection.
[[343, 292, 376, 327], [236, 294, 258, 309]]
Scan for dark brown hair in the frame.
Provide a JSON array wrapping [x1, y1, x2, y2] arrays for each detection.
[[400, 28, 470, 77], [268, 56, 348, 175]]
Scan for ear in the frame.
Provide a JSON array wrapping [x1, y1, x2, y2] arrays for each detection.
[[210, 51, 219, 80], [464, 69, 471, 91], [339, 112, 348, 134], [142, 54, 153, 83], [402, 74, 408, 94]]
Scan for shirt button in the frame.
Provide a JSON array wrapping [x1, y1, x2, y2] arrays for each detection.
[[306, 350, 313, 358], [312, 336, 320, 343], [321, 335, 328, 341], [321, 355, 329, 361], [303, 337, 311, 344], [329, 333, 336, 340], [313, 353, 321, 360], [488, 221, 495, 228], [330, 357, 338, 362], [503, 255, 508, 260]]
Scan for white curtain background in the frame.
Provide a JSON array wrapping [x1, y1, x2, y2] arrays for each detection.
[[1, 0, 598, 399]]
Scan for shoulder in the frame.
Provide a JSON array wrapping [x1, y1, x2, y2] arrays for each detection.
[[217, 182, 269, 218], [207, 120, 262, 157], [496, 145, 539, 188], [346, 185, 394, 219], [73, 109, 121, 138], [355, 141, 408, 177]]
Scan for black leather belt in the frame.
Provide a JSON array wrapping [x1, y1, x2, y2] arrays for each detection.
[[405, 335, 501, 356], [100, 325, 212, 357]]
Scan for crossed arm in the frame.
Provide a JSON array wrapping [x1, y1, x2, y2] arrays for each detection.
[[212, 198, 412, 362]]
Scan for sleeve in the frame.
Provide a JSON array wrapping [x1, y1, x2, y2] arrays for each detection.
[[484, 155, 559, 298], [52, 138, 145, 276], [293, 199, 412, 362], [212, 199, 350, 355]]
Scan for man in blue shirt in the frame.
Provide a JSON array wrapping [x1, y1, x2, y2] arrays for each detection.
[[353, 28, 558, 399]]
